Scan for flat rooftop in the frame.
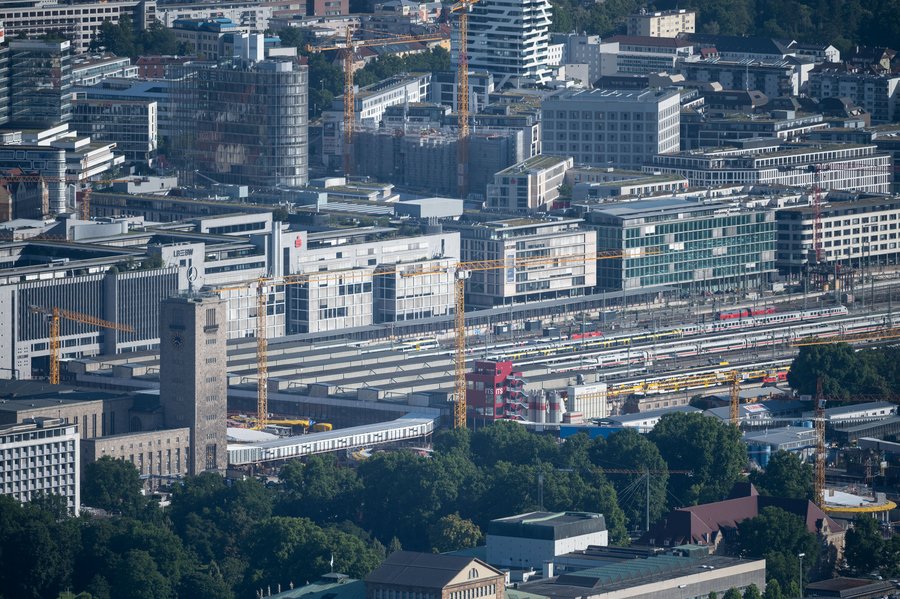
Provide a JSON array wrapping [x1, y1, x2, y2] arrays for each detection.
[[488, 511, 607, 540]]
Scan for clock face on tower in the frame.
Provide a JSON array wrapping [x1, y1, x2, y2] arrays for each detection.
[[171, 332, 185, 349]]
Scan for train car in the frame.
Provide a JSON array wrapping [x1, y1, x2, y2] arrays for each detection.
[[716, 307, 777, 320]]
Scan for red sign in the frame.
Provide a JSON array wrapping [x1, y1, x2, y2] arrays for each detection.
[[294, 237, 303, 248]]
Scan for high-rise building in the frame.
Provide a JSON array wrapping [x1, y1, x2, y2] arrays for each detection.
[[453, 0, 553, 87], [8, 39, 73, 128], [175, 46, 309, 188], [158, 294, 227, 475], [0, 417, 79, 513], [541, 88, 680, 170]]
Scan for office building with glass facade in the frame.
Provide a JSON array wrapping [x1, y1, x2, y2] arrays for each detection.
[[584, 198, 776, 292], [8, 39, 73, 128]]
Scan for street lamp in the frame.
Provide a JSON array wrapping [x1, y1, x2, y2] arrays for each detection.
[[797, 552, 805, 599]]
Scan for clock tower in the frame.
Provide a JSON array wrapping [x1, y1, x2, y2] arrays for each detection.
[[159, 294, 227, 475]]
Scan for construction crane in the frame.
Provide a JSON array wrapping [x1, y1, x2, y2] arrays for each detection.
[[730, 370, 742, 426], [0, 174, 134, 220], [306, 31, 447, 175], [600, 468, 693, 531], [449, 0, 478, 196], [211, 248, 651, 430], [814, 378, 826, 506], [29, 305, 134, 385]]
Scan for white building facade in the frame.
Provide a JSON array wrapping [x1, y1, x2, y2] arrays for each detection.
[[541, 88, 681, 170], [453, 0, 553, 86]]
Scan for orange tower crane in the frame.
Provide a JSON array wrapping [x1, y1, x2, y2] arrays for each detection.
[[306, 32, 447, 175], [449, 0, 478, 196], [29, 305, 134, 385]]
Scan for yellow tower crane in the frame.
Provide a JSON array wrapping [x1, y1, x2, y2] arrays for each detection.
[[730, 370, 742, 426], [29, 305, 135, 385], [306, 31, 447, 175]]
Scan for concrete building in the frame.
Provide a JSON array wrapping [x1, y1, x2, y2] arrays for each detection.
[[541, 88, 680, 170], [74, 78, 178, 142], [486, 155, 573, 212], [565, 382, 608, 420], [71, 98, 158, 166], [565, 167, 688, 201], [158, 294, 227, 475], [0, 417, 79, 513], [83, 427, 192, 482], [519, 546, 766, 599], [681, 111, 828, 151], [366, 552, 505, 599], [156, 0, 303, 31], [0, 0, 156, 54], [289, 229, 459, 333], [71, 54, 137, 87], [453, 218, 596, 308], [585, 198, 776, 292], [677, 58, 812, 98], [605, 35, 694, 76], [808, 68, 900, 124], [649, 143, 891, 195], [744, 426, 818, 467], [430, 70, 494, 114], [0, 242, 182, 380], [776, 195, 900, 271], [322, 73, 431, 168], [626, 9, 695, 38], [486, 511, 608, 570], [549, 33, 616, 84], [172, 17, 241, 60], [453, 0, 552, 86], [174, 51, 309, 189]]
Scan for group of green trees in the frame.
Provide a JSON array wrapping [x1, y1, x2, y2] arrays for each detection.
[[90, 17, 189, 59], [787, 344, 900, 399], [843, 515, 900, 578], [548, 0, 899, 53], [3, 409, 872, 598]]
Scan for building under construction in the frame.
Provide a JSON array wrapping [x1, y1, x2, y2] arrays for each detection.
[[351, 127, 531, 199]]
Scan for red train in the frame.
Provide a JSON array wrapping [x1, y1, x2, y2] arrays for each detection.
[[715, 307, 777, 321]]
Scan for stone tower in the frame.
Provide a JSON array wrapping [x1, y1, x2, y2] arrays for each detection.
[[159, 294, 227, 475]]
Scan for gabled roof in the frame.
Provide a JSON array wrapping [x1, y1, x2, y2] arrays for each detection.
[[365, 552, 502, 589]]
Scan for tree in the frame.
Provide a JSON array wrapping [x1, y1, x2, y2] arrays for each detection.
[[470, 419, 557, 467], [278, 454, 362, 523], [743, 584, 762, 599], [589, 429, 669, 531], [787, 344, 892, 399], [81, 456, 145, 515], [90, 16, 186, 59], [748, 450, 814, 501], [428, 514, 483, 553], [723, 589, 742, 599], [108, 550, 171, 599], [843, 515, 884, 576], [736, 507, 820, 590], [880, 535, 900, 578], [648, 412, 746, 506], [177, 567, 236, 599], [762, 579, 783, 599]]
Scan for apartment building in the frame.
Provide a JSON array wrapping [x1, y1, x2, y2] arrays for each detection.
[[549, 33, 617, 83], [808, 68, 900, 124], [453, 0, 552, 86], [775, 195, 900, 270], [486, 155, 573, 212], [626, 9, 695, 38], [541, 88, 680, 170], [452, 218, 597, 308], [0, 418, 79, 513], [649, 143, 892, 194], [584, 198, 776, 292], [0, 0, 156, 53], [677, 58, 812, 98], [171, 17, 241, 60]]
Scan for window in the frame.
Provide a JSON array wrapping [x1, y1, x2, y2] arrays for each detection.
[[205, 308, 217, 328]]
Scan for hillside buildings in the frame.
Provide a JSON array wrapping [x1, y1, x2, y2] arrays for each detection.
[[541, 88, 680, 170], [808, 67, 900, 124], [626, 9, 695, 38]]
